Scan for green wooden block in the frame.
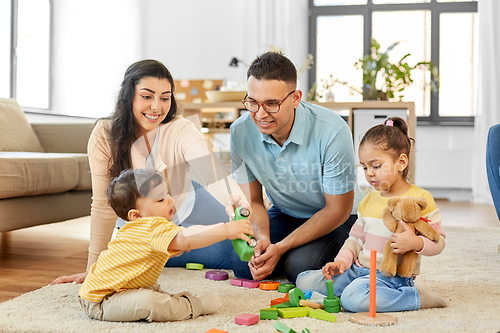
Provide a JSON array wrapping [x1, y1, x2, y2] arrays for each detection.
[[271, 301, 292, 308], [309, 308, 337, 322], [302, 329, 311, 333], [231, 207, 254, 262], [277, 283, 295, 293], [277, 306, 311, 318], [273, 321, 297, 333], [185, 263, 204, 270], [259, 307, 278, 320]]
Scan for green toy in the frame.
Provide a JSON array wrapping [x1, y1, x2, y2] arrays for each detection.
[[277, 283, 295, 293], [259, 307, 278, 320], [273, 321, 297, 333], [231, 207, 257, 261], [323, 279, 341, 313]]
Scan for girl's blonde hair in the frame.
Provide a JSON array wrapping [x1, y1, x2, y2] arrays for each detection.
[[359, 117, 415, 179]]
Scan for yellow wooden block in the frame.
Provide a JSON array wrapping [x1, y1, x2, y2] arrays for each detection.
[[277, 306, 311, 318], [309, 308, 336, 322]]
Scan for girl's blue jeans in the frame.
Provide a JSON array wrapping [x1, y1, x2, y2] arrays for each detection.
[[296, 264, 420, 313]]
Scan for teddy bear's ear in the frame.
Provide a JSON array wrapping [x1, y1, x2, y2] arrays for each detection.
[[387, 197, 400, 211], [415, 197, 427, 210]]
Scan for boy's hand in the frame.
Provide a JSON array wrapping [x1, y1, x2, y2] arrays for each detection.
[[322, 261, 346, 280], [225, 219, 254, 244]]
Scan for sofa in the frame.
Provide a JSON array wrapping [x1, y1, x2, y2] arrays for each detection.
[[0, 98, 93, 232]]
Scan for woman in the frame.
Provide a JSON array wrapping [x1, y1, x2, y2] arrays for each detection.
[[51, 59, 247, 284]]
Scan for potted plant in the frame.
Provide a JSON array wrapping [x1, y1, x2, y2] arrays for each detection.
[[308, 38, 439, 102]]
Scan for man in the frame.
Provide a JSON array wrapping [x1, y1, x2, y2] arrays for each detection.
[[230, 51, 363, 283]]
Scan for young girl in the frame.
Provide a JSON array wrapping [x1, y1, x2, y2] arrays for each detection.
[[296, 117, 446, 313]]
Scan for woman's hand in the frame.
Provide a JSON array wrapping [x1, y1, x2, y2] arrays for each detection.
[[225, 194, 251, 220], [49, 271, 87, 285]]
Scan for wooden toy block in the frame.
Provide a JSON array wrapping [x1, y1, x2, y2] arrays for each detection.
[[303, 290, 312, 299], [309, 308, 337, 322], [235, 313, 259, 326], [259, 281, 280, 290], [324, 279, 341, 313], [289, 288, 323, 309], [260, 307, 278, 320], [277, 283, 295, 293], [186, 263, 204, 270], [242, 280, 260, 288], [205, 329, 228, 333], [270, 297, 290, 306], [302, 329, 311, 333], [271, 301, 292, 308], [230, 278, 248, 286], [277, 306, 311, 318], [273, 321, 297, 333], [205, 270, 228, 281]]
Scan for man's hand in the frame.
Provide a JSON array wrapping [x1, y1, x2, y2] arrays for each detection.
[[390, 221, 424, 253], [322, 261, 346, 280], [248, 238, 284, 281]]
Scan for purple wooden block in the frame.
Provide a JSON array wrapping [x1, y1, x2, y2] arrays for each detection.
[[205, 270, 229, 281], [231, 278, 248, 286], [242, 280, 260, 288]]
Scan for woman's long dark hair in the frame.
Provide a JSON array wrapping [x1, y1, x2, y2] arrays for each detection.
[[109, 59, 178, 179]]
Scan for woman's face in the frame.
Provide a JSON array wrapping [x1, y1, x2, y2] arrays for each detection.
[[132, 77, 172, 139]]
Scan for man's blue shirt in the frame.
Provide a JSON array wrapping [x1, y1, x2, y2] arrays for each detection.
[[230, 101, 362, 219]]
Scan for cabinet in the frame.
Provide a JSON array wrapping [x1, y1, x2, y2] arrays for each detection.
[[180, 100, 416, 183]]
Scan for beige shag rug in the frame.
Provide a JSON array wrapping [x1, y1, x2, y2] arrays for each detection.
[[1, 226, 500, 333]]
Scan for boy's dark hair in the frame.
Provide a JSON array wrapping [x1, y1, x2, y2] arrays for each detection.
[[359, 117, 415, 179], [247, 51, 297, 85], [107, 169, 164, 220]]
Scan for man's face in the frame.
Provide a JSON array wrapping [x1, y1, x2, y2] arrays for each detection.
[[246, 76, 300, 146]]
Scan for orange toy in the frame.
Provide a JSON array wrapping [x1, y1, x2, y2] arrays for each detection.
[[259, 281, 280, 290]]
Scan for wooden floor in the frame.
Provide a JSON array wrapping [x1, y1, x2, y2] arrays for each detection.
[[0, 200, 499, 304]]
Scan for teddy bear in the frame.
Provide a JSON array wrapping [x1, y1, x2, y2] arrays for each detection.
[[379, 196, 441, 278]]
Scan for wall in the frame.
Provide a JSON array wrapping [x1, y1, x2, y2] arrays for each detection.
[[140, 0, 309, 93], [51, 0, 142, 118], [43, 0, 474, 200]]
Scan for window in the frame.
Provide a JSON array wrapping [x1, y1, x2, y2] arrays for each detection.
[[1, 0, 51, 110], [309, 0, 478, 125]]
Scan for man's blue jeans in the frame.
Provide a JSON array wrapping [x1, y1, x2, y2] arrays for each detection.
[[232, 206, 356, 284], [296, 264, 420, 312]]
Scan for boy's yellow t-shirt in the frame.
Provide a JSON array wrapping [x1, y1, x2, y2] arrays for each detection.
[[79, 217, 182, 302]]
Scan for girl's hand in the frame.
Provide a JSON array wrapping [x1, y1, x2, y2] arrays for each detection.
[[225, 219, 254, 244], [322, 261, 346, 280], [390, 221, 424, 253], [49, 271, 87, 285]]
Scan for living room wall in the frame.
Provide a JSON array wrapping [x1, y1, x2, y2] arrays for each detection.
[[42, 0, 475, 201]]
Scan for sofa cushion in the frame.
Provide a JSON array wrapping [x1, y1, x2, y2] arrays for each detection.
[[0, 98, 44, 152], [0, 152, 89, 199], [72, 153, 92, 190]]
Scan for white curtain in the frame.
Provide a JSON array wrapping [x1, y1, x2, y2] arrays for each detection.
[[472, 0, 500, 204]]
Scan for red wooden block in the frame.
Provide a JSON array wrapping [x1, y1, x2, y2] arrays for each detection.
[[235, 313, 259, 326], [242, 280, 260, 288], [271, 297, 290, 306]]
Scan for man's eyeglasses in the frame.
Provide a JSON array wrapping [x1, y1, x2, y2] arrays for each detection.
[[241, 90, 296, 113]]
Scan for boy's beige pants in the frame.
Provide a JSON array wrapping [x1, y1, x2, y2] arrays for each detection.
[[79, 283, 202, 322]]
